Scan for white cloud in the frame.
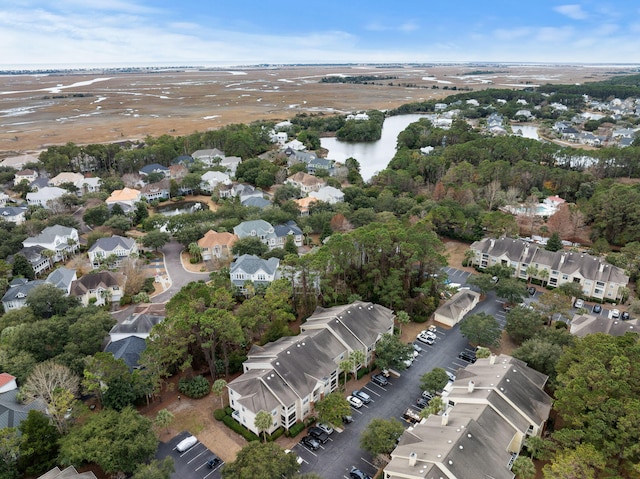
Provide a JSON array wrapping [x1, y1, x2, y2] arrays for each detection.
[[554, 4, 588, 20]]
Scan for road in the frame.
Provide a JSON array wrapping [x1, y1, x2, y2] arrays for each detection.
[[151, 240, 210, 303]]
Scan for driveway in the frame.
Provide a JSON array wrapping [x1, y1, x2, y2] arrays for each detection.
[[152, 240, 210, 303]]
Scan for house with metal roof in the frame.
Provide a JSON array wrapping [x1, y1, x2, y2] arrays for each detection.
[[88, 235, 138, 269], [469, 237, 629, 301], [227, 301, 394, 435], [385, 355, 552, 479]]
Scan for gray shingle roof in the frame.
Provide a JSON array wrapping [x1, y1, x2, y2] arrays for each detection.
[[233, 219, 274, 239], [0, 206, 27, 218], [230, 254, 279, 276], [46, 267, 76, 290], [1, 280, 45, 302], [273, 221, 302, 238], [88, 235, 136, 254], [0, 388, 47, 429], [24, 225, 76, 245], [105, 337, 147, 370]]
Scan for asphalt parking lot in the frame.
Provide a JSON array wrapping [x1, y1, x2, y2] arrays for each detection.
[[155, 431, 225, 479]]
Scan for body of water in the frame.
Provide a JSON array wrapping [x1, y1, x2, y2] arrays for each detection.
[[321, 114, 430, 182], [155, 201, 207, 217]]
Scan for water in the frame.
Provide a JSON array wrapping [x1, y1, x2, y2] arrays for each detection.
[[155, 201, 207, 217], [321, 114, 430, 182]]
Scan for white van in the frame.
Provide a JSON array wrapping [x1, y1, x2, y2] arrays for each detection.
[[176, 435, 197, 452]]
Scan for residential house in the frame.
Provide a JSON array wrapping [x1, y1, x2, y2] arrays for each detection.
[[139, 163, 170, 178], [227, 301, 394, 435], [219, 183, 266, 202], [200, 171, 231, 193], [0, 192, 9, 207], [105, 304, 165, 370], [229, 254, 280, 293], [198, 230, 238, 261], [140, 179, 170, 202], [23, 225, 79, 263], [219, 156, 242, 176], [0, 206, 27, 225], [191, 148, 224, 166], [70, 271, 126, 306], [26, 186, 66, 209], [283, 139, 306, 151], [2, 268, 75, 312], [346, 112, 370, 121], [308, 186, 344, 204], [273, 221, 304, 248], [169, 163, 189, 180], [233, 219, 278, 248], [14, 169, 38, 186], [0, 154, 39, 170], [171, 155, 195, 166], [88, 235, 138, 269], [543, 195, 565, 208], [293, 197, 317, 216], [285, 172, 326, 194], [469, 237, 629, 301], [29, 176, 50, 192], [384, 354, 552, 479], [433, 289, 481, 327], [241, 196, 271, 209], [0, 373, 47, 429], [49, 172, 100, 196], [37, 467, 98, 479], [15, 246, 52, 275], [561, 127, 580, 141], [307, 157, 335, 176], [105, 187, 142, 207], [284, 148, 317, 167]]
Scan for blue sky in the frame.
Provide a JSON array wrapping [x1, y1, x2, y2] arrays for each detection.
[[2, 1, 639, 68]]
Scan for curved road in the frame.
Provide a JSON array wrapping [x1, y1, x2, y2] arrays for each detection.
[[152, 240, 211, 303]]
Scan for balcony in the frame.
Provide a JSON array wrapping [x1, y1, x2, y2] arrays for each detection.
[[231, 409, 241, 423]]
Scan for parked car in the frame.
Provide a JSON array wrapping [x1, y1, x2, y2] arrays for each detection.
[[350, 466, 372, 479], [446, 371, 456, 383], [353, 389, 372, 404], [206, 456, 223, 469], [528, 286, 536, 296], [417, 331, 435, 345], [317, 423, 334, 435], [176, 435, 198, 453], [421, 390, 433, 400], [592, 304, 602, 314], [347, 395, 363, 408], [300, 435, 320, 450], [458, 350, 477, 363], [308, 426, 330, 443], [622, 311, 631, 320], [285, 449, 303, 465], [416, 397, 429, 408], [372, 373, 389, 386], [413, 343, 423, 353], [611, 309, 620, 318], [574, 298, 584, 308], [342, 414, 354, 424]]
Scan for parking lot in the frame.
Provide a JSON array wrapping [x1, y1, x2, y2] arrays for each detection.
[[155, 431, 224, 479]]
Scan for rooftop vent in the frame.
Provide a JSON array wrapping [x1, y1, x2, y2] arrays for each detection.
[[409, 452, 417, 467]]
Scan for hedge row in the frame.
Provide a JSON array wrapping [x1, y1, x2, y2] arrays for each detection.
[[222, 415, 260, 442], [286, 421, 306, 438]]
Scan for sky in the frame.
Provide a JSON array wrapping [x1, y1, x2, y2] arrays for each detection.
[[2, 0, 640, 69]]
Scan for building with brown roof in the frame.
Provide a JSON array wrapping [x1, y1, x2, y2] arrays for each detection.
[[197, 230, 238, 261], [70, 271, 126, 306], [105, 187, 142, 207], [285, 171, 326, 194]]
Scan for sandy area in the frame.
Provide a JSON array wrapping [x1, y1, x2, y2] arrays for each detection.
[[1, 64, 629, 154]]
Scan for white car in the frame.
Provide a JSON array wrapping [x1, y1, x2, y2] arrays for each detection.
[[347, 395, 363, 408], [611, 309, 620, 318], [285, 449, 304, 465], [317, 423, 334, 435], [417, 331, 435, 345], [446, 371, 456, 383], [176, 435, 198, 452]]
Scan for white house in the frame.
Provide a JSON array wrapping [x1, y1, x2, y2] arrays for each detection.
[[229, 254, 280, 293], [0, 207, 27, 225], [308, 186, 344, 204], [23, 225, 79, 262], [26, 187, 67, 209], [88, 235, 138, 269], [200, 171, 231, 193]]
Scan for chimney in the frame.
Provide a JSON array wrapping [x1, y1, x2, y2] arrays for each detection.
[[441, 412, 449, 427], [599, 263, 604, 273], [490, 239, 495, 248], [409, 452, 417, 467], [560, 253, 565, 265], [468, 380, 475, 393], [489, 354, 496, 365]]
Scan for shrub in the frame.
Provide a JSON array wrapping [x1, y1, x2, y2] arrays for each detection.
[[357, 367, 370, 380], [222, 415, 259, 441], [286, 421, 306, 438], [178, 376, 210, 399], [119, 295, 132, 306], [213, 409, 227, 421], [267, 427, 285, 442], [224, 406, 233, 416], [142, 277, 156, 293]]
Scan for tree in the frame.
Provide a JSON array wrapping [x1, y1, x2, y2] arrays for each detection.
[[0, 427, 21, 479], [420, 368, 449, 395], [17, 410, 60, 477], [395, 310, 410, 335], [122, 257, 148, 296], [254, 410, 273, 442], [131, 458, 175, 479], [83, 204, 110, 227], [188, 242, 203, 263], [232, 236, 269, 257], [512, 456, 536, 479], [542, 444, 606, 479], [359, 418, 405, 457], [505, 306, 547, 344], [495, 278, 527, 304], [21, 361, 80, 434], [221, 441, 299, 479], [513, 338, 564, 383], [466, 273, 496, 296], [373, 333, 414, 371], [284, 235, 298, 256], [11, 254, 35, 280], [104, 214, 132, 233], [26, 283, 79, 318], [460, 312, 501, 347], [534, 290, 571, 325], [154, 409, 174, 435], [211, 379, 228, 409], [58, 407, 158, 476], [314, 392, 351, 427], [419, 396, 445, 419], [545, 232, 563, 252], [142, 230, 171, 251]]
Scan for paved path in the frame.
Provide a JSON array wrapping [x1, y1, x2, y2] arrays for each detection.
[[151, 240, 210, 303]]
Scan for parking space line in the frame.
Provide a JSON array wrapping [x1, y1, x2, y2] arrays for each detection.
[[187, 448, 208, 463], [363, 385, 381, 397], [361, 457, 378, 469], [180, 444, 202, 458]]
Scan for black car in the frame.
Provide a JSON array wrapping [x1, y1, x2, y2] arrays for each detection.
[[207, 456, 222, 469], [308, 426, 330, 444], [350, 467, 372, 479], [458, 350, 477, 363], [371, 373, 389, 386], [592, 304, 602, 314], [528, 286, 536, 296], [416, 397, 429, 408], [342, 415, 354, 424], [622, 311, 631, 320], [300, 435, 320, 450]]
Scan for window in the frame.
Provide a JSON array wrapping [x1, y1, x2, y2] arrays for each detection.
[[596, 281, 605, 287], [551, 270, 558, 276], [562, 274, 568, 280]]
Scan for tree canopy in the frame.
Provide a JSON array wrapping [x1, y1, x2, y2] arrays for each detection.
[[221, 441, 300, 479]]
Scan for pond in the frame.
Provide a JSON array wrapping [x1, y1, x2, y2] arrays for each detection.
[[155, 201, 208, 217]]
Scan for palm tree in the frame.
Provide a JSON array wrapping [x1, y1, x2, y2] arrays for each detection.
[[539, 269, 549, 287], [254, 410, 273, 442], [349, 350, 366, 379], [526, 265, 539, 286], [188, 242, 203, 263], [211, 379, 227, 408], [396, 311, 410, 335], [154, 408, 174, 435]]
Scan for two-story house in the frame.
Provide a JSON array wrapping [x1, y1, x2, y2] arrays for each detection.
[[139, 179, 170, 202], [139, 163, 170, 178], [69, 271, 126, 306], [105, 187, 142, 207], [200, 171, 231, 193], [14, 169, 38, 186], [197, 230, 238, 261], [285, 172, 326, 194], [308, 186, 344, 204], [0, 206, 28, 225], [49, 172, 100, 196], [233, 219, 276, 247], [15, 246, 51, 275], [2, 268, 76, 312], [273, 221, 304, 248], [22, 225, 79, 263], [469, 237, 629, 301], [227, 301, 394, 435], [384, 354, 552, 479], [88, 235, 138, 269], [26, 186, 67, 209], [229, 254, 280, 293]]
